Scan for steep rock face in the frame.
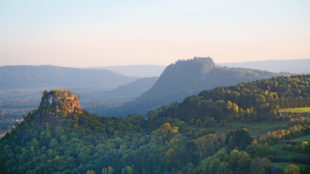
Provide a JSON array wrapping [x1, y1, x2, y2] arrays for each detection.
[[39, 89, 83, 115], [128, 57, 216, 104], [149, 57, 215, 94]]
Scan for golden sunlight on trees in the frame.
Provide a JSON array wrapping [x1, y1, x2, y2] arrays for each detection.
[[284, 164, 300, 174]]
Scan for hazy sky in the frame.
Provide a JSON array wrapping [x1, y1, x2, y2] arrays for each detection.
[[0, 0, 309, 67]]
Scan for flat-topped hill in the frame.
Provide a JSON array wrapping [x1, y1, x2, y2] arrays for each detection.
[[39, 89, 83, 115], [104, 57, 280, 116]]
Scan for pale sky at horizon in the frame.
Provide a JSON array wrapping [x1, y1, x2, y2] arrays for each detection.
[[0, 0, 309, 67]]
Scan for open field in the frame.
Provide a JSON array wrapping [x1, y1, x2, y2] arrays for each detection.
[[279, 107, 310, 113], [271, 144, 310, 160], [288, 135, 310, 142], [272, 162, 308, 170], [270, 134, 310, 171], [211, 121, 288, 136]]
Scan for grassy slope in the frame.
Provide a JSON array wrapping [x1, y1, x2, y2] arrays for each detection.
[[288, 135, 310, 142], [208, 107, 310, 137], [272, 162, 307, 170], [271, 107, 310, 170], [213, 107, 310, 170], [279, 107, 310, 113], [271, 134, 310, 171], [210, 121, 288, 137], [271, 144, 309, 159]]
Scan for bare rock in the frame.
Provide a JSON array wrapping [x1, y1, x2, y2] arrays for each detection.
[[39, 89, 83, 115]]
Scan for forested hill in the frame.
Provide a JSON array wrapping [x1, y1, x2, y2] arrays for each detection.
[[147, 75, 310, 126], [0, 76, 310, 174], [105, 57, 280, 116], [0, 65, 136, 90]]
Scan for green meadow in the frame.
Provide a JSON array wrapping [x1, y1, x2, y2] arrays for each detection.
[[272, 162, 308, 171], [279, 107, 310, 113], [210, 121, 288, 136]]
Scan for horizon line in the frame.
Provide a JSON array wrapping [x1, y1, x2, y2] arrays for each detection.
[[0, 57, 310, 68]]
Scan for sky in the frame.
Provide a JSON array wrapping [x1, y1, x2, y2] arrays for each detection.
[[0, 0, 309, 67]]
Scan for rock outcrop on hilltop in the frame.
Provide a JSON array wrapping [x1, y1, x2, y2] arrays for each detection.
[[39, 89, 83, 115]]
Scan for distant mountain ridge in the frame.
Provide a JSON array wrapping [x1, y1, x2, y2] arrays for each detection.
[[0, 66, 158, 127], [98, 65, 166, 77], [104, 57, 282, 116], [219, 58, 310, 74], [0, 65, 137, 90], [80, 77, 158, 102]]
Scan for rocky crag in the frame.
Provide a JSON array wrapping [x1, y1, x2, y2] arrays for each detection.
[[39, 89, 83, 116]]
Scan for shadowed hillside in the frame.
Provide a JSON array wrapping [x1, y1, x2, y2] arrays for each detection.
[[104, 57, 281, 116]]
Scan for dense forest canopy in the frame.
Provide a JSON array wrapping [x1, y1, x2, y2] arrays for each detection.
[[0, 75, 310, 174], [148, 75, 310, 124]]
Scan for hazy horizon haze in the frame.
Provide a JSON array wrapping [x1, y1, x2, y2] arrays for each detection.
[[1, 0, 309, 67]]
